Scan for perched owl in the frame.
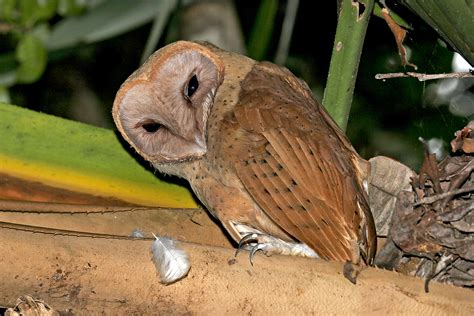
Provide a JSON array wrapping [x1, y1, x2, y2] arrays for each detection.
[[113, 41, 376, 279]]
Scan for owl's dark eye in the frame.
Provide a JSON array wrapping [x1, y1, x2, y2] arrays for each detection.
[[140, 120, 162, 133], [184, 74, 199, 99]]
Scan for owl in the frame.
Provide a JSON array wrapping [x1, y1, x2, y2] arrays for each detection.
[[112, 41, 376, 280]]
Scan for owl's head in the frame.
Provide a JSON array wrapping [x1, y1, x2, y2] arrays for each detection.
[[112, 41, 224, 165]]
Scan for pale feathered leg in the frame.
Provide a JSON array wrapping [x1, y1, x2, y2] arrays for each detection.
[[236, 232, 318, 265]]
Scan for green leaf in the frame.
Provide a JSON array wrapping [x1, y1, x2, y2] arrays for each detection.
[[4, 0, 57, 25], [19, 0, 35, 24], [34, 0, 58, 22], [0, 0, 17, 21], [58, 0, 86, 16], [15, 34, 47, 83], [401, 0, 474, 65], [18, 0, 53, 25], [0, 103, 197, 208], [48, 0, 171, 50]]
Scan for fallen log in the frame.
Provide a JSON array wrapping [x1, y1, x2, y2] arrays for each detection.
[[0, 226, 472, 314]]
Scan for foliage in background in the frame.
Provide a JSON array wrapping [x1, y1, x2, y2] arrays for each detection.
[[401, 0, 473, 66], [0, 0, 85, 91], [0, 0, 175, 102], [0, 0, 472, 172]]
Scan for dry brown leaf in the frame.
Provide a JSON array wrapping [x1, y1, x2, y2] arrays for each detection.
[[381, 7, 417, 69], [385, 151, 474, 289], [368, 156, 415, 236], [417, 153, 442, 193], [451, 121, 474, 154]]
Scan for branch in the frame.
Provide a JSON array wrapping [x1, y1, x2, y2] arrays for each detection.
[[0, 220, 145, 240], [0, 199, 197, 214], [323, 0, 375, 131], [1, 227, 472, 314], [375, 71, 474, 82], [413, 185, 474, 206], [0, 200, 149, 214]]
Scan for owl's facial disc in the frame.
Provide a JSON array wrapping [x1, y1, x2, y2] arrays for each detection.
[[113, 42, 224, 165]]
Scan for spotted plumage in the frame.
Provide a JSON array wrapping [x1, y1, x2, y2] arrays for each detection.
[[113, 41, 376, 273]]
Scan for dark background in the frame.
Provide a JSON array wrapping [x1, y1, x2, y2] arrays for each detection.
[[6, 0, 469, 169]]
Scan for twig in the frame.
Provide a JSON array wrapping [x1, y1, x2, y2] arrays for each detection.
[[414, 185, 474, 206], [0, 220, 153, 240], [375, 71, 473, 82], [0, 200, 192, 214]]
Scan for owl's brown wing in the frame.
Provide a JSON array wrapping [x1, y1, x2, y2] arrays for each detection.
[[233, 62, 375, 263]]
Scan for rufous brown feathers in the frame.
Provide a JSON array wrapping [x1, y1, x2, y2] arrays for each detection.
[[233, 62, 375, 263]]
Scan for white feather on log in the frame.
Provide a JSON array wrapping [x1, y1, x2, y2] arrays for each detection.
[[151, 233, 190, 284]]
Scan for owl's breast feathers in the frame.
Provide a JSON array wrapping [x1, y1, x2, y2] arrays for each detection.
[[224, 61, 376, 264]]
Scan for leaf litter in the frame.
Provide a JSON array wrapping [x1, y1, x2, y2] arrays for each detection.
[[375, 121, 474, 291]]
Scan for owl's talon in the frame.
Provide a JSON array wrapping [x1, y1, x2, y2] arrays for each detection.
[[238, 233, 260, 247], [235, 231, 318, 264], [235, 233, 260, 258], [249, 243, 265, 265]]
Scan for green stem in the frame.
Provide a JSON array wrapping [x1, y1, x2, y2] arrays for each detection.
[[247, 0, 279, 60], [322, 0, 374, 132]]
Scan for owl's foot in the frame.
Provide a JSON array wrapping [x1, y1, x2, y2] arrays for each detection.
[[235, 233, 318, 265]]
